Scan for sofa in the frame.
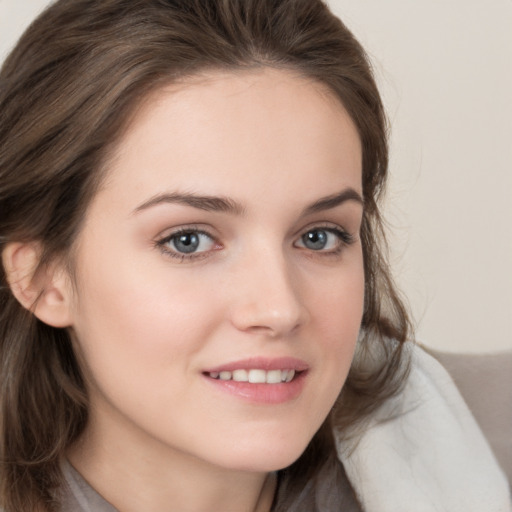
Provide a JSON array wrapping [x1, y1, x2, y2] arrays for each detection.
[[429, 348, 512, 485]]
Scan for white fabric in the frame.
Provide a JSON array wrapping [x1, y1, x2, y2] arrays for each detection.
[[336, 345, 511, 512]]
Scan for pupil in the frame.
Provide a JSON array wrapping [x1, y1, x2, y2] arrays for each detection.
[[304, 230, 327, 250], [174, 232, 199, 253]]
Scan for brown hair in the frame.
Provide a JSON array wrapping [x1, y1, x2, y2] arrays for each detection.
[[0, 0, 411, 510]]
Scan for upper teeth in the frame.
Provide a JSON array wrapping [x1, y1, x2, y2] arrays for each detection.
[[208, 369, 295, 383]]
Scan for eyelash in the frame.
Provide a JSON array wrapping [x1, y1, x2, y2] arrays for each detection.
[[155, 224, 355, 262]]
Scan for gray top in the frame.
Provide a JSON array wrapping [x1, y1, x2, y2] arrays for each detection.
[[61, 461, 118, 512], [60, 459, 362, 512]]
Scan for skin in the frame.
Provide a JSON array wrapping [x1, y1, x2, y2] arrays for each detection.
[[58, 68, 365, 511]]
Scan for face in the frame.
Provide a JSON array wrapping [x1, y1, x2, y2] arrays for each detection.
[[66, 69, 364, 474]]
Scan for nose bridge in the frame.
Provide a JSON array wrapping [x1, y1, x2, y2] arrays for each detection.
[[229, 241, 306, 336]]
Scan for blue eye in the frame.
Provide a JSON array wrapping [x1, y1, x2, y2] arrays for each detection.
[[302, 230, 329, 250], [160, 230, 216, 256], [296, 227, 352, 252], [172, 232, 200, 253]]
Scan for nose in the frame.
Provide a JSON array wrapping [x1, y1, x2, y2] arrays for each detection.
[[229, 248, 308, 337]]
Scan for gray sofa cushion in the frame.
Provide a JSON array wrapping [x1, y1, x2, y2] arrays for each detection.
[[428, 348, 512, 484]]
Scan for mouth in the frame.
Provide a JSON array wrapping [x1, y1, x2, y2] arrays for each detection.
[[201, 358, 308, 404], [204, 368, 298, 383]]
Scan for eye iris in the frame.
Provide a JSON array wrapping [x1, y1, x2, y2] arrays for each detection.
[[173, 232, 200, 253], [303, 230, 328, 250]]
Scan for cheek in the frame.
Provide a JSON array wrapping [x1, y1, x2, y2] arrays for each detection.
[[69, 251, 221, 387], [68, 265, 222, 444], [304, 255, 365, 397], [330, 264, 364, 356], [312, 253, 365, 338]]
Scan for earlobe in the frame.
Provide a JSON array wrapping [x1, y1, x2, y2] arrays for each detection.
[[2, 242, 73, 328]]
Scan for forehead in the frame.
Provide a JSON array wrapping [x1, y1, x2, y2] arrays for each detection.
[[97, 68, 362, 212]]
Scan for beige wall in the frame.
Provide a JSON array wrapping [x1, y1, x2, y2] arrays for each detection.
[[1, 1, 511, 353], [327, 1, 512, 353]]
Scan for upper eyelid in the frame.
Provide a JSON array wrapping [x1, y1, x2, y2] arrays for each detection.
[[293, 221, 351, 238], [156, 224, 217, 241]]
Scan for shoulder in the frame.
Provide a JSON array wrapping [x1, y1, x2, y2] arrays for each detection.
[[335, 343, 511, 512]]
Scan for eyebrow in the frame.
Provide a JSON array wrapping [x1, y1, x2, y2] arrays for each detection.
[[301, 188, 364, 215], [133, 187, 363, 216], [133, 192, 245, 215]]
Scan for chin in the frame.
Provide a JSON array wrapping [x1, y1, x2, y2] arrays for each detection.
[[213, 435, 313, 474]]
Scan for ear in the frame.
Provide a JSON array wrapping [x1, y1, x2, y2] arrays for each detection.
[[2, 242, 73, 328]]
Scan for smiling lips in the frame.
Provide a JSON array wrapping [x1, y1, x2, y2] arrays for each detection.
[[203, 358, 308, 403]]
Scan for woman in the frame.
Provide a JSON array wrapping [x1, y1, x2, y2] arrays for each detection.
[[0, 1, 508, 511]]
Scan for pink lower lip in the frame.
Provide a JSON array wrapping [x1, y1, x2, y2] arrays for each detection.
[[203, 371, 307, 404]]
